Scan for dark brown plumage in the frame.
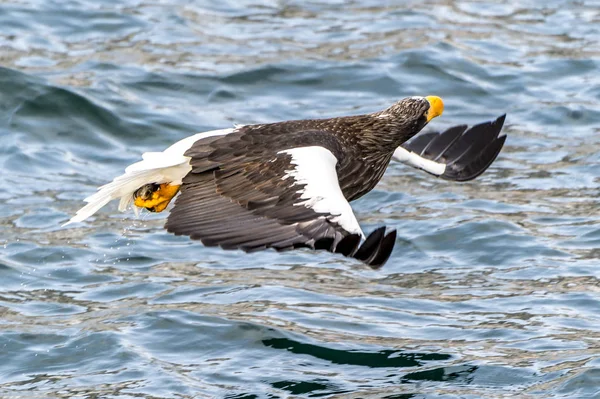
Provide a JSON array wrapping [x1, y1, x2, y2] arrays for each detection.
[[166, 97, 436, 268], [66, 95, 506, 269], [402, 114, 506, 181]]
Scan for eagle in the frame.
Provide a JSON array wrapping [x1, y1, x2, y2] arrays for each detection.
[[65, 96, 506, 268]]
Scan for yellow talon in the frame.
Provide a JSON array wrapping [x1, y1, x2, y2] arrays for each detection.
[[134, 183, 180, 212]]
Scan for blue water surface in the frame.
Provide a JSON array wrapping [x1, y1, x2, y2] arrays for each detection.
[[1, 0, 600, 398]]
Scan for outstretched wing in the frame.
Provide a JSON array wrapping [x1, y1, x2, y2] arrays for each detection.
[[394, 115, 506, 181], [165, 145, 396, 268]]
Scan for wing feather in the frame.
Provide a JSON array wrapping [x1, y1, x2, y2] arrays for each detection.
[[166, 137, 396, 268], [395, 115, 506, 181]]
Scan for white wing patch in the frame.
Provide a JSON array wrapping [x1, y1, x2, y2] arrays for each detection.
[[279, 146, 364, 237], [64, 128, 235, 226], [392, 147, 446, 176]]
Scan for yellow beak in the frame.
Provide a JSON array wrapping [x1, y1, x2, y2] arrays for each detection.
[[425, 96, 444, 122]]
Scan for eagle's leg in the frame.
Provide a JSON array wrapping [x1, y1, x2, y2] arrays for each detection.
[[133, 183, 181, 212]]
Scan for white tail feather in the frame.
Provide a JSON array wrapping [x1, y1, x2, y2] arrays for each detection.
[[63, 127, 236, 227], [63, 167, 187, 226]]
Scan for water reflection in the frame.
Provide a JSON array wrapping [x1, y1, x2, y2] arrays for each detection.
[[263, 337, 451, 368], [1, 0, 599, 397]]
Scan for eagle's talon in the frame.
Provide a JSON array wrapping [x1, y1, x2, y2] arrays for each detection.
[[134, 183, 160, 201], [133, 183, 180, 213]]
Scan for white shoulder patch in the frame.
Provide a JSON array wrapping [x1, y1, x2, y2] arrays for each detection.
[[279, 146, 364, 237], [393, 147, 446, 176]]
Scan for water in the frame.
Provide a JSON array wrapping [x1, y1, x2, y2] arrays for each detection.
[[1, 0, 599, 397]]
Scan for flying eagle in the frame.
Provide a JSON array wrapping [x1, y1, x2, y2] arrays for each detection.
[[64, 96, 506, 268]]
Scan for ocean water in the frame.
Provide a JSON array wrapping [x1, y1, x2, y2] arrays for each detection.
[[1, 0, 600, 397]]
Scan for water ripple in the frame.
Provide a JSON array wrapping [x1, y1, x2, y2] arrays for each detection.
[[1, 0, 600, 397]]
